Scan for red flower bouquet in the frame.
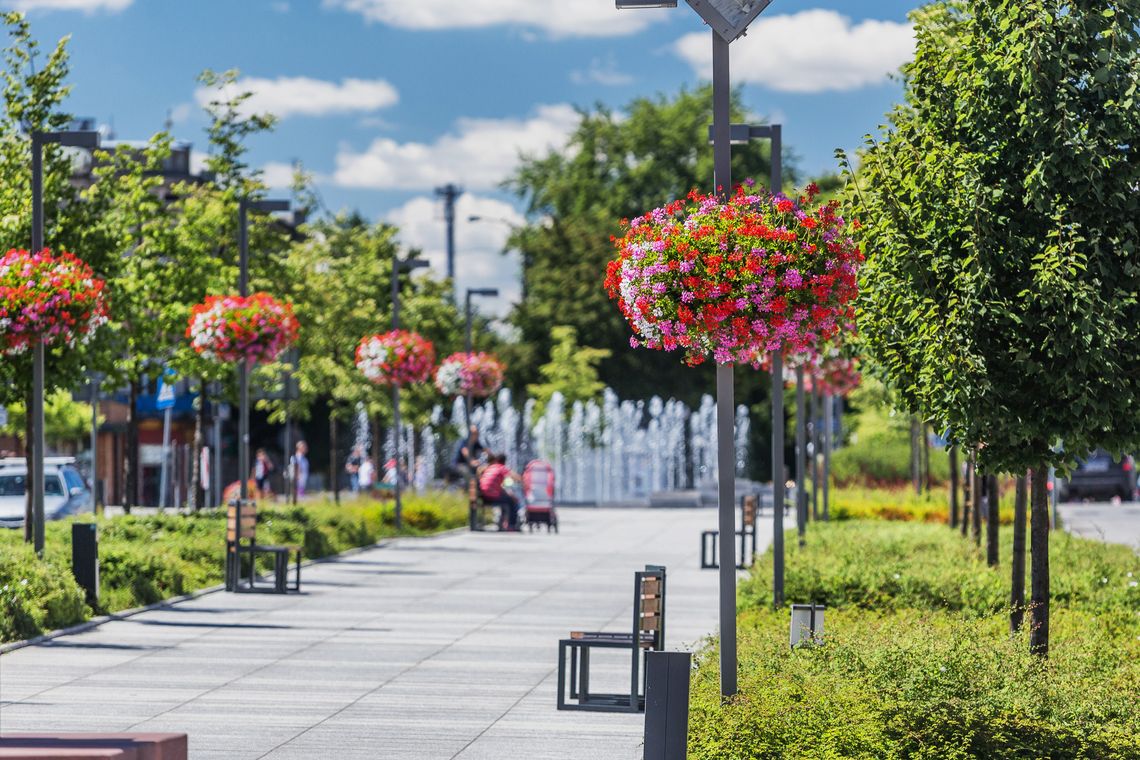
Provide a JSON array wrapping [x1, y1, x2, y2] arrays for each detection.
[[0, 248, 108, 356], [356, 330, 435, 386], [187, 293, 298, 364], [435, 352, 506, 398]]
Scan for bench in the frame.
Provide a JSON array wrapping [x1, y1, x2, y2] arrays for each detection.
[[467, 478, 495, 531], [225, 499, 301, 594], [701, 494, 759, 569], [557, 565, 665, 712], [0, 733, 187, 760]]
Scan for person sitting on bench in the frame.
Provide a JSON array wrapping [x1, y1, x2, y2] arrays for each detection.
[[479, 453, 521, 531]]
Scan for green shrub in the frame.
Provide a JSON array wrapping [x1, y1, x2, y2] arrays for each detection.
[[742, 521, 1140, 616], [831, 431, 949, 487], [689, 608, 1140, 759], [0, 542, 87, 641]]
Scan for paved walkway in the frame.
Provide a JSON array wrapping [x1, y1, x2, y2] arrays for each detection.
[[0, 508, 771, 759]]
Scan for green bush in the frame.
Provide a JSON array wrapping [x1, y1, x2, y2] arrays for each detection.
[[831, 431, 949, 487], [689, 608, 1140, 759], [742, 521, 1140, 616], [0, 491, 469, 642], [0, 541, 87, 642]]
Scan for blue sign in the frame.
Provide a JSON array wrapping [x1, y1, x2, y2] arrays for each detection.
[[155, 371, 177, 411]]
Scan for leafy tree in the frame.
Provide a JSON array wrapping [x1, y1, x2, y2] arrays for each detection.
[[526, 325, 610, 420], [0, 390, 97, 448], [844, 0, 1140, 655]]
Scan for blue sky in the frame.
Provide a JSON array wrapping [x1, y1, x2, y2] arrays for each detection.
[[17, 0, 922, 313]]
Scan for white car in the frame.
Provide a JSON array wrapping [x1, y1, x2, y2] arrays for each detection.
[[0, 457, 93, 529]]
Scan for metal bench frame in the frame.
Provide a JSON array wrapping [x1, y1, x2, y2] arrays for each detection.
[[226, 499, 302, 594], [556, 565, 665, 713], [701, 495, 759, 569], [468, 478, 495, 531]]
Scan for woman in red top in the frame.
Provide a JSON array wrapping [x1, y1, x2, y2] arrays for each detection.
[[479, 454, 522, 531]]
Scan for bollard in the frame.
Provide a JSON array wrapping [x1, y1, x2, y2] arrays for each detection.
[[71, 522, 99, 606], [643, 651, 691, 760]]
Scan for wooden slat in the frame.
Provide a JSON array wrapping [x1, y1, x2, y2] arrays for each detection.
[[640, 614, 659, 631], [641, 578, 661, 596], [641, 597, 661, 614], [743, 496, 757, 526]]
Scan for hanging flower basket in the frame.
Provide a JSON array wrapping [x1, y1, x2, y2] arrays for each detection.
[[0, 248, 108, 356], [435, 352, 506, 398], [605, 183, 862, 366], [356, 330, 436, 386], [805, 355, 861, 397], [187, 292, 298, 364]]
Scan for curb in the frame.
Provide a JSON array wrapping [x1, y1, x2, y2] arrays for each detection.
[[0, 526, 469, 655]]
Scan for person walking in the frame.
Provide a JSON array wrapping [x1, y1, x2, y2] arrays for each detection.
[[290, 441, 310, 500], [479, 453, 522, 531], [346, 445, 364, 493], [358, 455, 375, 495], [253, 448, 275, 500]]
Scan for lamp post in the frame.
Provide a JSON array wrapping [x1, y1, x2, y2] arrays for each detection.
[[435, 184, 462, 281], [30, 128, 99, 557], [464, 287, 499, 423], [237, 198, 290, 505], [391, 257, 430, 530], [617, 0, 774, 700]]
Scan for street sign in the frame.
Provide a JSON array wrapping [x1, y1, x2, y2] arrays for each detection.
[[0, 405, 7, 427], [156, 373, 176, 411]]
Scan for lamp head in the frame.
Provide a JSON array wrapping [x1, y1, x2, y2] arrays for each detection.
[[468, 288, 499, 297], [616, 0, 677, 7], [247, 199, 291, 213], [398, 259, 430, 272]]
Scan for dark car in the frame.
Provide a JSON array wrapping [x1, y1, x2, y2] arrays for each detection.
[[1058, 449, 1136, 502]]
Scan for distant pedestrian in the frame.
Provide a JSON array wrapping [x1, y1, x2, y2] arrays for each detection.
[[479, 453, 522, 531], [346, 445, 364, 493], [448, 426, 485, 483], [253, 448, 275, 500], [290, 441, 310, 500], [358, 456, 375, 494]]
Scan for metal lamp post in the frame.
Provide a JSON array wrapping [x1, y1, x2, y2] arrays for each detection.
[[391, 257, 430, 530], [30, 128, 100, 557], [435, 184, 462, 281], [464, 288, 499, 423], [618, 0, 774, 699], [237, 198, 290, 504]]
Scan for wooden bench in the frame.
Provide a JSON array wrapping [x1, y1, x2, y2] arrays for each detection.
[[467, 478, 494, 531], [557, 565, 666, 712], [225, 499, 301, 594], [701, 494, 759, 569], [0, 733, 187, 760]]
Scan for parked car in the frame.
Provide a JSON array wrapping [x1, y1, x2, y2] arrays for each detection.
[[1058, 449, 1136, 502], [0, 457, 93, 528]]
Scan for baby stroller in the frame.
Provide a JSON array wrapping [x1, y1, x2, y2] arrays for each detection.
[[523, 460, 558, 532]]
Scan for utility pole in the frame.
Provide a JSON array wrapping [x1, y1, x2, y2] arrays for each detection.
[[435, 184, 462, 281]]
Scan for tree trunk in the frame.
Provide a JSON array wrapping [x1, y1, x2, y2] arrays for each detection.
[[1029, 466, 1050, 656], [1010, 474, 1028, 633], [124, 379, 139, 514], [191, 379, 206, 512], [971, 453, 983, 547], [922, 424, 932, 494], [329, 411, 340, 505], [960, 453, 971, 538], [23, 387, 33, 543], [986, 474, 999, 566], [910, 416, 921, 495], [949, 446, 959, 528]]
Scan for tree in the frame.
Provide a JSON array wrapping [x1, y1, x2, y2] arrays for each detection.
[[505, 86, 791, 405], [0, 390, 97, 449], [845, 0, 1140, 655], [526, 326, 610, 420]]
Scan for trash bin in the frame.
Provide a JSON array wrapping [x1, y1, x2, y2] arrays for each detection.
[[71, 522, 99, 606]]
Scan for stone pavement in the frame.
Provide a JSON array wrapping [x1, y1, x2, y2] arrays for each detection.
[[1059, 501, 1140, 550], [0, 508, 773, 759]]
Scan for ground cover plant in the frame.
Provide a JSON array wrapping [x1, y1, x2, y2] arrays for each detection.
[[688, 521, 1140, 758], [0, 491, 466, 642], [829, 486, 1012, 525]]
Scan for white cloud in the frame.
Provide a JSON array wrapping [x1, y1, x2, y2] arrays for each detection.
[[169, 103, 193, 125], [386, 194, 525, 316], [570, 56, 634, 87], [195, 76, 399, 119], [674, 10, 913, 93], [261, 161, 299, 189], [325, 0, 669, 38], [332, 103, 579, 191], [11, 0, 131, 11]]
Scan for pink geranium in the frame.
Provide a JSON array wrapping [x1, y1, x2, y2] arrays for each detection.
[[0, 248, 108, 356]]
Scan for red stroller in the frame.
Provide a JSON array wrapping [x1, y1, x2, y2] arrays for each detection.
[[523, 460, 558, 532]]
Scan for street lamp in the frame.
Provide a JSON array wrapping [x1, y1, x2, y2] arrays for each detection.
[[30, 128, 99, 557], [464, 288, 499, 422], [435, 184, 462, 281], [237, 198, 290, 506], [616, 0, 773, 699], [391, 257, 430, 530]]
